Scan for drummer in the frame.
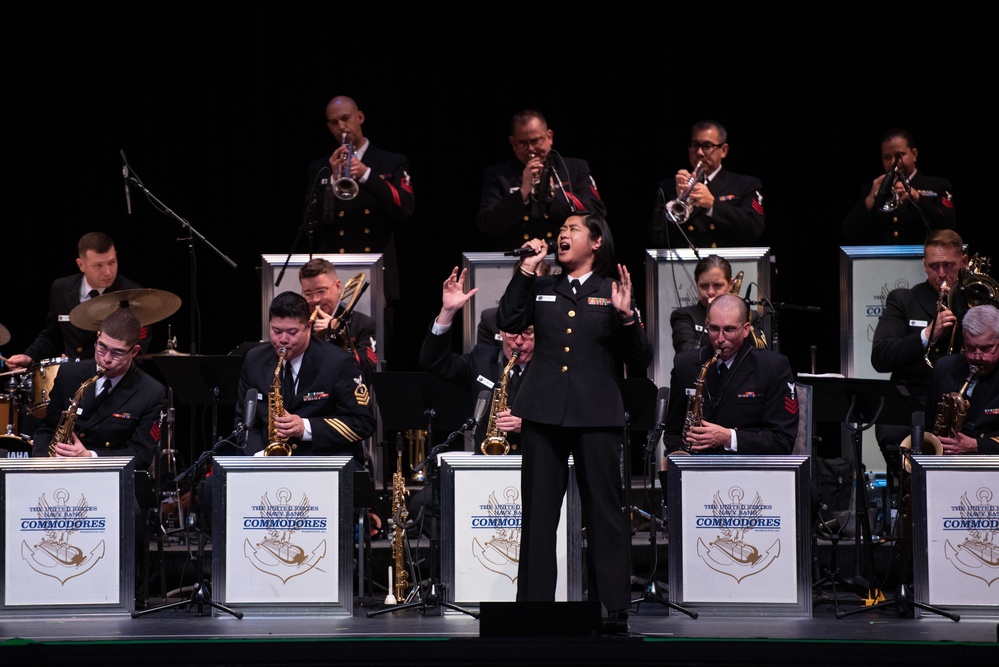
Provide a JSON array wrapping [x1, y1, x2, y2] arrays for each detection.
[[5, 232, 149, 372]]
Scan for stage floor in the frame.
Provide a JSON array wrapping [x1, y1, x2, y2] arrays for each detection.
[[2, 588, 996, 666]]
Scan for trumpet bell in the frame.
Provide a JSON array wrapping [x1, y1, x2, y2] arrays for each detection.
[[898, 432, 943, 473], [333, 177, 359, 201]]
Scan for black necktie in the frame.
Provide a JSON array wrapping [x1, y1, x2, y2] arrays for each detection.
[[570, 279, 581, 295], [282, 361, 295, 404], [508, 365, 523, 403], [95, 378, 112, 407], [87, 289, 100, 300]]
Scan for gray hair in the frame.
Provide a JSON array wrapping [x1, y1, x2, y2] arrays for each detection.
[[963, 305, 999, 338]]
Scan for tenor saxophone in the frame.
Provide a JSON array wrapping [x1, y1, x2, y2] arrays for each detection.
[[680, 350, 720, 453], [480, 351, 520, 455], [264, 347, 296, 456], [49, 367, 106, 456]]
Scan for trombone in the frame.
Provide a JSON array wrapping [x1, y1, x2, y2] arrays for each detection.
[[664, 161, 705, 225], [924, 280, 956, 368], [332, 133, 359, 200]]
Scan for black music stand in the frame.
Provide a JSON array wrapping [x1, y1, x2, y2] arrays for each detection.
[[806, 377, 920, 611], [367, 372, 478, 619], [617, 378, 657, 530]]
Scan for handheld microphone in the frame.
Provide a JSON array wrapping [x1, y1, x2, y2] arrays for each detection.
[[504, 239, 555, 257], [872, 152, 902, 211], [120, 150, 132, 215]]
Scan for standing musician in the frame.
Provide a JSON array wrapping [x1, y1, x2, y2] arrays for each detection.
[[650, 120, 764, 250], [662, 294, 797, 456], [31, 308, 165, 466], [419, 266, 535, 452], [477, 109, 606, 251], [299, 258, 377, 384], [841, 128, 956, 245], [871, 230, 969, 470], [497, 213, 651, 625], [926, 305, 999, 455], [235, 291, 376, 462], [7, 232, 149, 372]]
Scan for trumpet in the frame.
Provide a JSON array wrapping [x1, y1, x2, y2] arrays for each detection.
[[878, 153, 903, 212], [665, 160, 705, 225], [529, 152, 555, 204], [924, 280, 955, 368], [332, 132, 359, 201]]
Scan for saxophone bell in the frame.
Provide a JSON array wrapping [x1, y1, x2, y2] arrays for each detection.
[[481, 351, 520, 455]]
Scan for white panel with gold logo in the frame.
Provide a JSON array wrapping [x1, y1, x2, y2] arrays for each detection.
[[667, 455, 811, 616], [211, 456, 354, 617], [439, 453, 583, 609], [1, 458, 134, 617], [912, 456, 999, 618]]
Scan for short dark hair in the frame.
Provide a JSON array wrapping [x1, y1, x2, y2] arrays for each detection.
[[99, 308, 141, 346], [881, 127, 916, 150], [299, 257, 337, 281], [692, 120, 727, 144], [557, 212, 618, 278], [269, 291, 311, 323], [78, 232, 114, 257], [694, 255, 733, 282], [511, 109, 547, 134], [924, 229, 964, 255]]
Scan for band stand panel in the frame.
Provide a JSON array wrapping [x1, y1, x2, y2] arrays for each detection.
[[461, 253, 522, 354], [666, 455, 812, 617], [911, 456, 999, 618], [645, 247, 771, 390], [211, 456, 354, 617], [0, 457, 135, 617], [439, 453, 582, 610]]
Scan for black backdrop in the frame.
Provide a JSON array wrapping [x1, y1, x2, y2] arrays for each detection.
[[4, 10, 990, 454]]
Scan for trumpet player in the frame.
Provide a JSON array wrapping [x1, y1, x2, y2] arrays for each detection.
[[299, 258, 378, 384], [235, 292, 376, 461], [477, 109, 606, 251], [926, 305, 999, 455], [872, 230, 970, 471], [841, 128, 956, 245], [650, 120, 764, 249], [662, 294, 797, 457]]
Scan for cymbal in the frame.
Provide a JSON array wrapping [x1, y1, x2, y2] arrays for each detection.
[[0, 322, 9, 346], [138, 348, 191, 361], [69, 288, 182, 331]]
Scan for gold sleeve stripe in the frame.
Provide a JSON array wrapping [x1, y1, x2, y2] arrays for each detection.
[[325, 418, 362, 442]]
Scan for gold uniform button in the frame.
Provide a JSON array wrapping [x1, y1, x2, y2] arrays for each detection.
[[338, 210, 345, 218], [75, 346, 83, 354], [687, 225, 694, 232], [566, 328, 572, 334], [543, 213, 550, 219], [561, 366, 568, 372], [711, 243, 718, 248], [545, 231, 553, 238], [709, 223, 715, 230], [892, 231, 899, 238], [364, 209, 371, 215], [523, 232, 530, 239], [522, 216, 530, 223], [563, 346, 570, 353], [364, 247, 371, 252], [104, 442, 111, 448], [339, 248, 346, 253], [364, 228, 370, 234], [568, 310, 576, 317], [338, 229, 345, 236], [892, 216, 899, 223]]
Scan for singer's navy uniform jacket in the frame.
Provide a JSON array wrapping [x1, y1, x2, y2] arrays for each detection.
[[841, 171, 955, 245], [496, 270, 652, 428], [306, 143, 414, 302], [663, 344, 798, 455], [235, 338, 376, 462], [649, 167, 764, 249], [477, 156, 606, 251], [418, 323, 523, 451], [31, 360, 166, 469], [927, 353, 999, 455], [24, 273, 148, 363]]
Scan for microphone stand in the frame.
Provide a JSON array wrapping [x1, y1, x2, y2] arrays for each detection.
[[132, 425, 248, 619], [631, 419, 697, 619], [367, 422, 480, 620], [747, 298, 822, 355], [276, 167, 329, 286]]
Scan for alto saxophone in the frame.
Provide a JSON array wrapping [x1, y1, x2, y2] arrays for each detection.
[[480, 351, 520, 455], [390, 447, 410, 602], [680, 350, 720, 453], [264, 347, 296, 456], [933, 365, 978, 438], [50, 367, 106, 456]]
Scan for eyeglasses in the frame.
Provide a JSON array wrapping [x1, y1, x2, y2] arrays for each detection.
[[706, 324, 745, 337], [94, 340, 133, 361], [301, 287, 331, 300], [513, 136, 547, 151], [503, 330, 535, 340], [689, 141, 724, 153]]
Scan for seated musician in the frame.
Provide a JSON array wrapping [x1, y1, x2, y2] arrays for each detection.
[[926, 304, 999, 455], [299, 257, 377, 384], [662, 294, 797, 457], [670, 254, 735, 353], [235, 291, 376, 462]]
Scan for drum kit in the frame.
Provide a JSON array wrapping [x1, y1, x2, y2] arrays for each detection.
[[1, 288, 182, 458]]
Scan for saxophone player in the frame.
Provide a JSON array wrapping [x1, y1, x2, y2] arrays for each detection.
[[31, 308, 165, 466], [662, 294, 797, 456], [926, 305, 999, 455], [235, 292, 376, 461]]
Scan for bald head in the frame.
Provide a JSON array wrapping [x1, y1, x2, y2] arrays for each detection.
[[326, 96, 365, 145], [705, 294, 751, 361]]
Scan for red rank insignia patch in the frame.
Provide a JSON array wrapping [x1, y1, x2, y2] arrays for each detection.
[[150, 421, 162, 441], [785, 396, 798, 415], [752, 191, 764, 215]]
